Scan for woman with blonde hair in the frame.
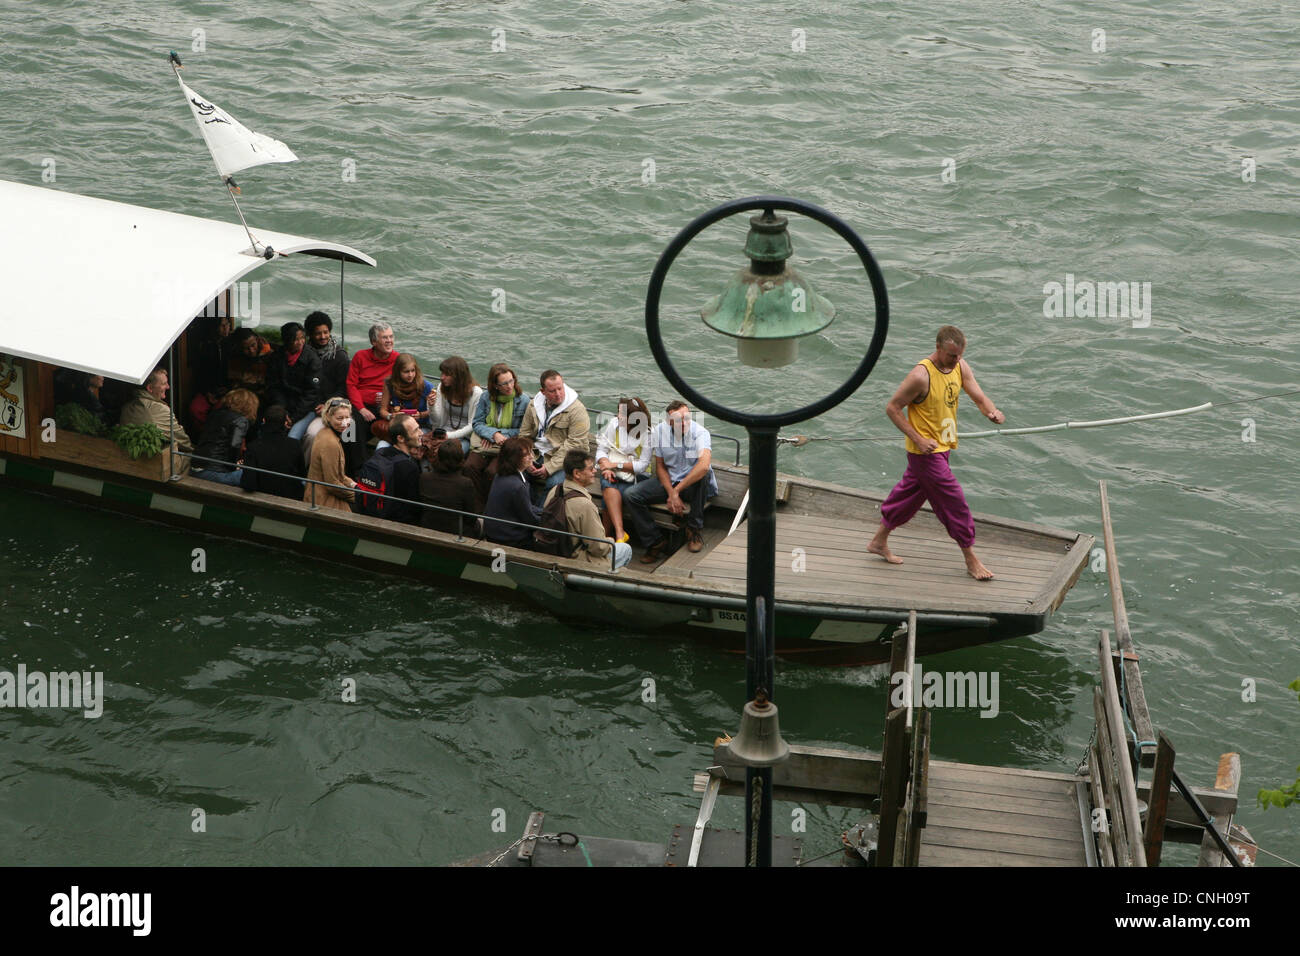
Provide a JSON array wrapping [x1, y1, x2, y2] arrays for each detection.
[[304, 396, 358, 512], [428, 355, 484, 455], [372, 353, 434, 441], [192, 387, 260, 486]]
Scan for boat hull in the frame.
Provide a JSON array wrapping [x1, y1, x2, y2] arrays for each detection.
[[0, 451, 1066, 666]]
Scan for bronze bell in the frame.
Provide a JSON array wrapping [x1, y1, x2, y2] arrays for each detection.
[[728, 692, 790, 767]]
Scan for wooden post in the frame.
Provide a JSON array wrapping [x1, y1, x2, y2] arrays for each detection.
[[904, 707, 930, 867], [876, 707, 908, 867], [887, 613, 915, 728], [1087, 730, 1116, 867], [1098, 630, 1147, 866], [1098, 480, 1156, 767], [1093, 687, 1130, 864], [1197, 753, 1243, 867], [1143, 733, 1175, 866]]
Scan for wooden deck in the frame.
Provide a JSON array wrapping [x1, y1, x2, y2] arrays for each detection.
[[686, 508, 1080, 617], [918, 760, 1088, 866]]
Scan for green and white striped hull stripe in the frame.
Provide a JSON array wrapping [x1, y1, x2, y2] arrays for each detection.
[[0, 456, 514, 590]]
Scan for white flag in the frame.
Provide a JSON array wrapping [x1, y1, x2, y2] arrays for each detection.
[[180, 80, 298, 180]]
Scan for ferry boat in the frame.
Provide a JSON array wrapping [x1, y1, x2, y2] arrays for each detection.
[[0, 179, 1092, 665]]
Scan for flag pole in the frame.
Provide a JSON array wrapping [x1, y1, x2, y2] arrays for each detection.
[[169, 51, 272, 259]]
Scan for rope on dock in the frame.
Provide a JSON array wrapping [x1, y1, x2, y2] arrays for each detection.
[[785, 386, 1300, 446]]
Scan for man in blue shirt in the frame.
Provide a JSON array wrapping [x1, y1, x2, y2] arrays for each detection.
[[624, 400, 718, 563]]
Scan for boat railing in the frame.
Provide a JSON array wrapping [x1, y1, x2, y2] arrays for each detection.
[[590, 408, 743, 466], [171, 450, 624, 572]]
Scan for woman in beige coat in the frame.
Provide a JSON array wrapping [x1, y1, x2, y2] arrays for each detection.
[[305, 397, 357, 511]]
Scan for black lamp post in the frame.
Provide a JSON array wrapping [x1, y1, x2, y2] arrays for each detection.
[[644, 196, 889, 866]]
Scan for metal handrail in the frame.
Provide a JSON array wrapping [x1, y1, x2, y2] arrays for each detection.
[[174, 449, 622, 571]]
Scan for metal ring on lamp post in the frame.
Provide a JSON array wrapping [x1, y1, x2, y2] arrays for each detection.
[[644, 195, 890, 428]]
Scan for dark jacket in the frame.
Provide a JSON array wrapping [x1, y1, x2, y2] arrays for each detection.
[[366, 446, 423, 525], [240, 430, 305, 499], [266, 347, 323, 420], [312, 343, 351, 403], [483, 470, 542, 547], [193, 408, 250, 472], [419, 469, 481, 536]]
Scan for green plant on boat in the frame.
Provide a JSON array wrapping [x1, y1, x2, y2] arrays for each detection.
[[1257, 677, 1300, 810], [53, 402, 107, 438], [109, 422, 166, 460]]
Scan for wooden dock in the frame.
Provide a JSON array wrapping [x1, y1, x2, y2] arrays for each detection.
[[468, 483, 1252, 868]]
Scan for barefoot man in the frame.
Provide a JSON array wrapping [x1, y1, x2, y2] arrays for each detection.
[[867, 325, 1005, 580]]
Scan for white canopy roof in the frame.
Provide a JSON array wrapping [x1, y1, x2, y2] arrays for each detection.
[[0, 179, 376, 384]]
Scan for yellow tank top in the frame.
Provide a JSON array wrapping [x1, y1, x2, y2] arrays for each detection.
[[905, 357, 962, 454]]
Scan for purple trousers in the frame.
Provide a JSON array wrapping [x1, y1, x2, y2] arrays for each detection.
[[879, 451, 975, 548]]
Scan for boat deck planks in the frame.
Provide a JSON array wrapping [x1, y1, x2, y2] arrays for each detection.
[[689, 511, 1076, 613], [917, 760, 1088, 866]]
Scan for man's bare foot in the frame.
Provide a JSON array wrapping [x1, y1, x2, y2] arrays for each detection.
[[962, 549, 994, 580], [867, 539, 904, 565]]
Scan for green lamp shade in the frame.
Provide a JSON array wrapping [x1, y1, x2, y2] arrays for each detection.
[[701, 267, 835, 368]]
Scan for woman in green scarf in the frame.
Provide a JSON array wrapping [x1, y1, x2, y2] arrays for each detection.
[[465, 362, 531, 509]]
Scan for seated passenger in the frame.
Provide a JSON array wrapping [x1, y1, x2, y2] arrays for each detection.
[[372, 353, 434, 441], [595, 396, 653, 544], [119, 368, 192, 450], [292, 311, 351, 441], [517, 370, 590, 505], [625, 400, 718, 563], [356, 413, 423, 525], [188, 384, 227, 438], [265, 321, 323, 433], [465, 362, 530, 510], [192, 387, 259, 486], [54, 368, 107, 424], [190, 314, 235, 396], [483, 436, 543, 549], [304, 396, 358, 512], [427, 356, 483, 454], [240, 404, 305, 500], [305, 311, 349, 407], [544, 450, 632, 569], [226, 328, 272, 398], [419, 439, 481, 536], [345, 322, 399, 448]]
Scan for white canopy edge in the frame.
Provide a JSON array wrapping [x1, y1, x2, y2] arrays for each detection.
[[0, 179, 376, 384]]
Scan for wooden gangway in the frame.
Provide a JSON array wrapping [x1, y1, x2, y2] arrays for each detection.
[[686, 481, 1253, 868]]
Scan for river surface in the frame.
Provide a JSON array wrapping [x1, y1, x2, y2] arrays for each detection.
[[1, 0, 1296, 865]]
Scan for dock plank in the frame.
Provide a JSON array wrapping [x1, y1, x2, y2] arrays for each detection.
[[921, 824, 1085, 862], [924, 785, 1081, 821], [919, 842, 1081, 867], [924, 803, 1084, 841]]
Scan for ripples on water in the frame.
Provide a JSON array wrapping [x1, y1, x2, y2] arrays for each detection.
[[0, 0, 1296, 863]]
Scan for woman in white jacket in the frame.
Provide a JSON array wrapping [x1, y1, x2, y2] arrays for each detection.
[[595, 396, 652, 544], [428, 355, 484, 454]]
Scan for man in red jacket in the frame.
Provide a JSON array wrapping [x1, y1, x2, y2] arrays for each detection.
[[346, 322, 399, 449]]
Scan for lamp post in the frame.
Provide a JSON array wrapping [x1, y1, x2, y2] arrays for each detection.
[[644, 196, 889, 866]]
